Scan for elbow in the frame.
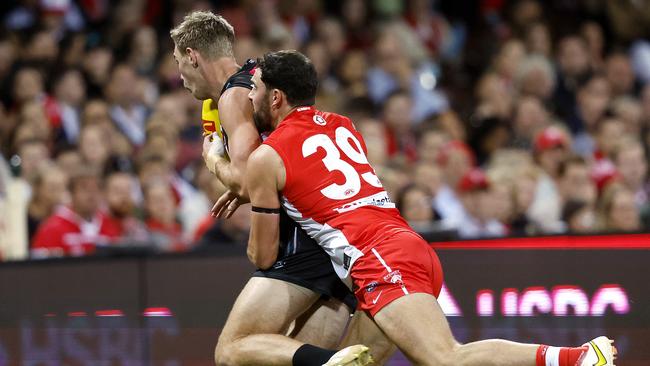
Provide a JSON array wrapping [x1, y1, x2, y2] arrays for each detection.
[[246, 243, 277, 270], [257, 257, 276, 271]]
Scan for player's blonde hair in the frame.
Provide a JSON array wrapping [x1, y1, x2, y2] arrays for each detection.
[[170, 11, 235, 59]]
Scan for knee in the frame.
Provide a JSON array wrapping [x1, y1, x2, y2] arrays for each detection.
[[427, 341, 462, 366]]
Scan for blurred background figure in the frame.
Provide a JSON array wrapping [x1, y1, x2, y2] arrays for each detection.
[[26, 164, 69, 241], [143, 180, 188, 252], [444, 168, 506, 238], [0, 0, 649, 260], [31, 168, 119, 258]]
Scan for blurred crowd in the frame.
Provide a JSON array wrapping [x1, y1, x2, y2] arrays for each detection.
[[1, 0, 650, 260]]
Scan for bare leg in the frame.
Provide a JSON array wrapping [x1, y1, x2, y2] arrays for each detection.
[[288, 297, 351, 348], [215, 277, 348, 366], [373, 293, 538, 366], [339, 311, 396, 365]]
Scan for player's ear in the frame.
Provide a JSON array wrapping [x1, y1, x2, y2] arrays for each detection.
[[271, 89, 282, 109], [186, 48, 199, 68]]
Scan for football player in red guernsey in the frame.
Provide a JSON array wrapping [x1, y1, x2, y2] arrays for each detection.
[[171, 11, 377, 366], [244, 50, 617, 366]]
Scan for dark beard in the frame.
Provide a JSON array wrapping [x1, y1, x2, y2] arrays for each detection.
[[253, 97, 274, 133]]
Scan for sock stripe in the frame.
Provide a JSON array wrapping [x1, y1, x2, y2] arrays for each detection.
[[546, 346, 561, 366]]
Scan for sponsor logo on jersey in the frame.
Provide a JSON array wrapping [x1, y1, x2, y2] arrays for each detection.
[[383, 270, 403, 284], [366, 281, 379, 293], [371, 290, 383, 304], [313, 115, 327, 126], [333, 191, 396, 213]]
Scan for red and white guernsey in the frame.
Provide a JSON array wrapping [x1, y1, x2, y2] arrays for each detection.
[[263, 106, 413, 288]]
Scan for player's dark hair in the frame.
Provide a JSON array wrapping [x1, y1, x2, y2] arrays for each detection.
[[257, 50, 318, 107]]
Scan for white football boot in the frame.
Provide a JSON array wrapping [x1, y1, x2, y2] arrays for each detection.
[[577, 336, 617, 366], [322, 345, 374, 366]]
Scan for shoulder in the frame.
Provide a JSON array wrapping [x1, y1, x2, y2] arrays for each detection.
[[247, 144, 285, 188], [222, 60, 256, 93], [249, 144, 283, 169], [218, 87, 251, 109], [217, 87, 253, 125], [320, 110, 350, 125]]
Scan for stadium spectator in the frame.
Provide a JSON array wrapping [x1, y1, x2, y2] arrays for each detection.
[[103, 171, 148, 243], [512, 164, 542, 235], [355, 116, 389, 167], [2, 0, 650, 260], [597, 184, 642, 232], [416, 127, 449, 165], [605, 52, 637, 98], [13, 138, 50, 187], [514, 55, 555, 101], [510, 96, 549, 150], [562, 199, 597, 234], [612, 137, 649, 207], [558, 155, 598, 207], [27, 164, 68, 241], [396, 184, 439, 228], [105, 64, 148, 146], [528, 126, 571, 232], [412, 162, 443, 204], [78, 124, 111, 173], [444, 168, 506, 238], [382, 90, 418, 162], [31, 167, 120, 257], [50, 68, 86, 145], [612, 96, 643, 135], [580, 21, 605, 71], [524, 22, 551, 57], [434, 140, 474, 224], [143, 180, 186, 252]]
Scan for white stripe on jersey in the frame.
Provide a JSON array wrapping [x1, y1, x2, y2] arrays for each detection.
[[281, 197, 364, 288], [371, 247, 409, 295], [371, 248, 392, 272]]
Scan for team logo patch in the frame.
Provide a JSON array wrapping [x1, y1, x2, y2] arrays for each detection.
[[313, 115, 326, 126], [366, 281, 379, 293], [383, 270, 403, 284]]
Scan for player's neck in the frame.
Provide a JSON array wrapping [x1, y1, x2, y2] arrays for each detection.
[[275, 105, 303, 127], [206, 57, 240, 100]]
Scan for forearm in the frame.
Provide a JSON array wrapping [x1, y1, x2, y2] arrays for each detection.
[[207, 155, 248, 199], [247, 212, 279, 269]]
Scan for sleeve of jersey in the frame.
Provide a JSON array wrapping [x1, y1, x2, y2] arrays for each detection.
[[262, 134, 293, 190]]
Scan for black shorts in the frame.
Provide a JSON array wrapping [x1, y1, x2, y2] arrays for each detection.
[[252, 210, 357, 311]]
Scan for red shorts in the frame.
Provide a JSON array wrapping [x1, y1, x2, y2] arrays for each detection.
[[351, 231, 443, 316]]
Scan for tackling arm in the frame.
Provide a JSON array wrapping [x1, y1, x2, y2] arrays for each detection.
[[244, 144, 286, 270], [203, 87, 260, 199]]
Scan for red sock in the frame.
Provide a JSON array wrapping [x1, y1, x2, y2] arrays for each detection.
[[536, 345, 588, 366]]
